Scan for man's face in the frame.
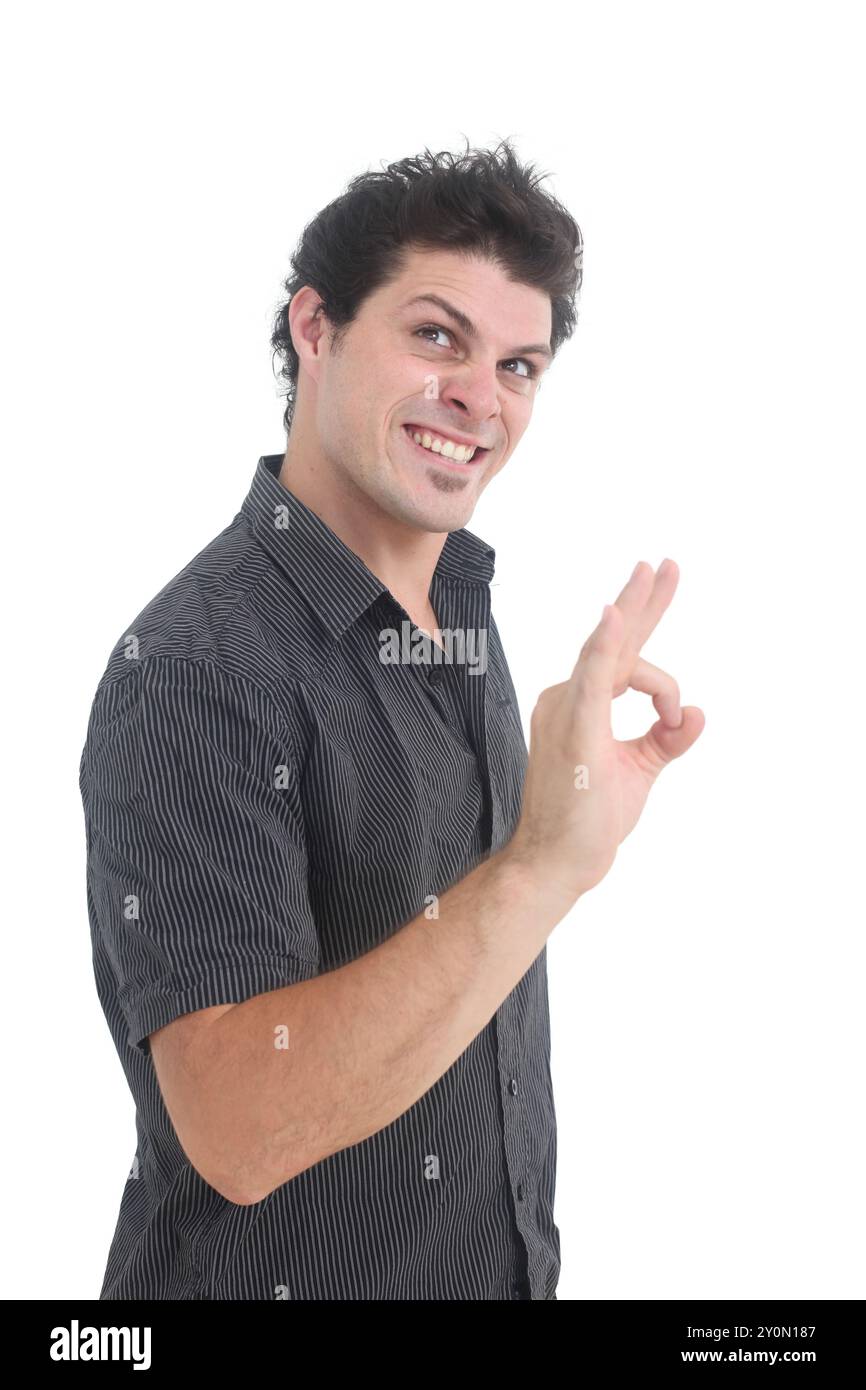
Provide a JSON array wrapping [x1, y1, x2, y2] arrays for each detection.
[[308, 245, 553, 534]]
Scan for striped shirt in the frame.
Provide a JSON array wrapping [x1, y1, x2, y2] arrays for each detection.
[[79, 452, 560, 1300]]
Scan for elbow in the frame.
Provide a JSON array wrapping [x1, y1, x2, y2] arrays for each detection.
[[185, 1133, 301, 1207], [150, 1022, 302, 1204], [187, 1145, 273, 1207], [200, 1169, 265, 1207]]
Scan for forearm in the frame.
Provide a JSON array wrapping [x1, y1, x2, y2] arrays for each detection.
[[195, 845, 573, 1204]]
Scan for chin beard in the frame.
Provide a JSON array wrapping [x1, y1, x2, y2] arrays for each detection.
[[384, 482, 474, 533]]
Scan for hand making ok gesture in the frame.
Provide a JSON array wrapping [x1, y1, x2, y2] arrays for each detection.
[[509, 559, 705, 906]]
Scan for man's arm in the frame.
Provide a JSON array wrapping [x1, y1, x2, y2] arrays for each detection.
[[151, 559, 704, 1207], [151, 845, 564, 1206]]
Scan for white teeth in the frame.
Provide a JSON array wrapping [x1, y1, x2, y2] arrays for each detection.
[[409, 427, 476, 462]]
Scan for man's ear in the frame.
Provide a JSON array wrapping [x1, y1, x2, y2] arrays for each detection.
[[289, 288, 331, 382]]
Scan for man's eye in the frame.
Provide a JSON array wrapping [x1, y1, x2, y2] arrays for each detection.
[[503, 358, 537, 380], [415, 324, 452, 348]]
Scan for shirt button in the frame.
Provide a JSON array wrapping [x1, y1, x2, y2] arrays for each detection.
[[510, 1077, 518, 1096], [428, 666, 444, 686]]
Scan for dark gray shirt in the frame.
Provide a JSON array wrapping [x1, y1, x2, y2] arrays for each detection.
[[79, 452, 560, 1300]]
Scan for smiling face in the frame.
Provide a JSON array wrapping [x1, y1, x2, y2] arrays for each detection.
[[295, 245, 553, 535]]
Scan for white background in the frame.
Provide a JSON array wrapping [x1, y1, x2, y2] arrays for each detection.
[[2, 1, 863, 1300]]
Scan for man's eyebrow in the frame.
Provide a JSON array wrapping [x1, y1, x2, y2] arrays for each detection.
[[399, 293, 553, 361]]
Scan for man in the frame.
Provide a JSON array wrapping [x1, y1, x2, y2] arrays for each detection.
[[79, 141, 704, 1301]]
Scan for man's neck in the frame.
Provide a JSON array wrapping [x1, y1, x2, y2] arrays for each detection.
[[278, 442, 447, 629]]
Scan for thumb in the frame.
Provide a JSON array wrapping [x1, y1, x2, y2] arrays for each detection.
[[627, 705, 706, 773]]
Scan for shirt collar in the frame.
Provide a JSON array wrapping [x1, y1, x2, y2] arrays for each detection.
[[240, 454, 496, 641]]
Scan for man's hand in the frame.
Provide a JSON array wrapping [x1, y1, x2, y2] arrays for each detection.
[[507, 558, 705, 906]]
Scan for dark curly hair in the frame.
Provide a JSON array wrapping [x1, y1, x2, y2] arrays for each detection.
[[269, 136, 583, 434]]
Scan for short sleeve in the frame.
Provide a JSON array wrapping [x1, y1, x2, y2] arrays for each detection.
[[80, 655, 320, 1054]]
